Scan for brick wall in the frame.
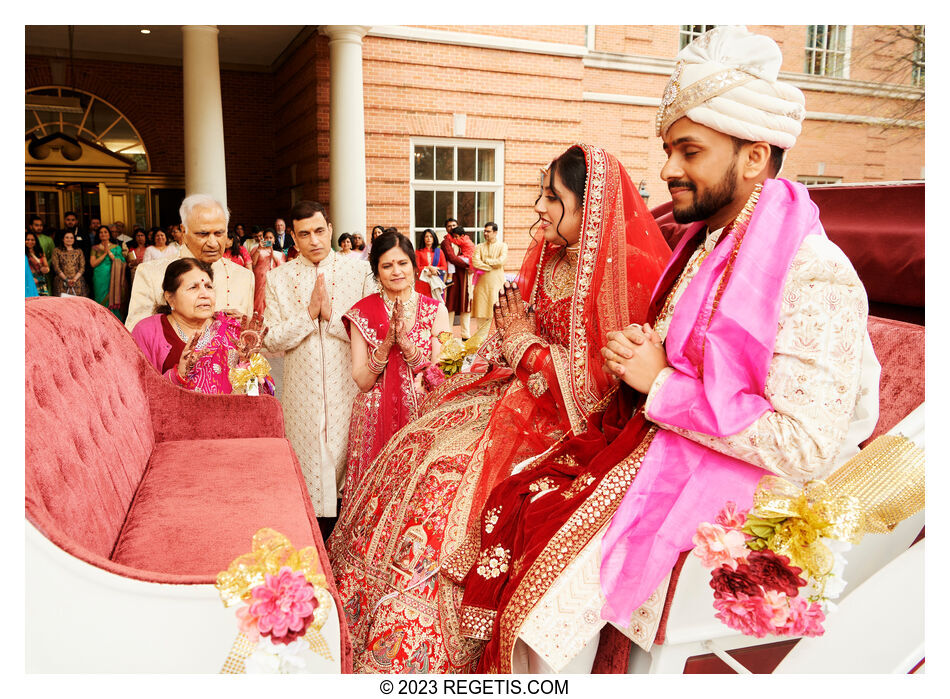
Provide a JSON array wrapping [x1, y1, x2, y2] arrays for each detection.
[[26, 24, 924, 267], [272, 32, 331, 219]]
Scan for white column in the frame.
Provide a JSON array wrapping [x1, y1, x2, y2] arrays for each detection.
[[182, 25, 228, 208], [321, 25, 370, 242]]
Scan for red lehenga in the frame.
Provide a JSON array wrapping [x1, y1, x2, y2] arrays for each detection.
[[341, 292, 442, 499], [326, 144, 669, 674]]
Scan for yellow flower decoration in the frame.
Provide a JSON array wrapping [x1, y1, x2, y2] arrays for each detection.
[[215, 527, 328, 608], [749, 476, 865, 582], [229, 353, 272, 394]]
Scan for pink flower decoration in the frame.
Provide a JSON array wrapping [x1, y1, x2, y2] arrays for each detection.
[[236, 604, 261, 643], [715, 501, 747, 530], [693, 522, 749, 569], [760, 589, 792, 628], [248, 566, 318, 644], [782, 595, 826, 637], [713, 592, 777, 638]]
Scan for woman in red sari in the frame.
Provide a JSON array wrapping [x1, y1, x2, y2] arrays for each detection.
[[414, 228, 448, 299], [341, 231, 451, 502], [327, 144, 669, 674]]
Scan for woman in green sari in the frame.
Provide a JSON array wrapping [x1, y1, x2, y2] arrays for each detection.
[[90, 225, 127, 321]]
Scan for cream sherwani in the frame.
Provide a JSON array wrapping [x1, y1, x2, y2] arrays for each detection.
[[263, 252, 375, 517], [124, 246, 255, 332], [514, 232, 881, 672]]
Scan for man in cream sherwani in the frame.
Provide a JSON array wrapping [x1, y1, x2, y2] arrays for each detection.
[[125, 194, 254, 331], [263, 200, 374, 522]]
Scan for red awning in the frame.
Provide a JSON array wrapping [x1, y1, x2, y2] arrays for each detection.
[[650, 182, 924, 309]]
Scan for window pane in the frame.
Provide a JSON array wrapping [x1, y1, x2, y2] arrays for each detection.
[[435, 191, 454, 228], [457, 190, 475, 229], [435, 146, 455, 180], [414, 145, 434, 180], [476, 191, 495, 229], [458, 148, 476, 181], [87, 99, 119, 136], [477, 149, 496, 182], [133, 193, 147, 228], [414, 190, 434, 229], [26, 110, 41, 134]]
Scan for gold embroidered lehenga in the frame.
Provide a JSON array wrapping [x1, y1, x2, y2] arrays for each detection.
[[326, 144, 669, 673]]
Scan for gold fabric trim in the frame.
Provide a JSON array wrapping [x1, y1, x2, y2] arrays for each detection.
[[502, 332, 542, 370], [342, 307, 381, 349], [569, 146, 607, 418], [825, 434, 925, 533], [656, 64, 757, 137], [492, 426, 658, 673], [460, 605, 497, 641]]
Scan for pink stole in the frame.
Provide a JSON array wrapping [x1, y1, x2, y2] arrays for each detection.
[[600, 179, 825, 623]]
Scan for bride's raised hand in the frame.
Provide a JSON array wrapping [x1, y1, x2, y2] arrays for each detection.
[[493, 282, 535, 339]]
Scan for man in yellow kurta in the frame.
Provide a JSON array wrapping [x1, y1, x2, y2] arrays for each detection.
[[263, 201, 375, 519], [125, 194, 254, 331]]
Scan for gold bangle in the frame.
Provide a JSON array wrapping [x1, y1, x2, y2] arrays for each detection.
[[367, 348, 389, 374]]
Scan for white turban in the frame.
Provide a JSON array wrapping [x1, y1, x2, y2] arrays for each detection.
[[656, 26, 806, 150]]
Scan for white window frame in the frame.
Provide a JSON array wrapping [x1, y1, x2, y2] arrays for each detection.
[[912, 25, 925, 88], [804, 25, 852, 79], [409, 137, 505, 247], [679, 25, 716, 50], [798, 175, 844, 186]]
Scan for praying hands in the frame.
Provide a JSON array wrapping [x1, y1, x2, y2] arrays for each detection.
[[493, 282, 536, 341], [601, 322, 669, 394]]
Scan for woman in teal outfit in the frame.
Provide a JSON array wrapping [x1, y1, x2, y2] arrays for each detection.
[[89, 225, 127, 320]]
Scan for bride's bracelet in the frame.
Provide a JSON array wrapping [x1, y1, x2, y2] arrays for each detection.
[[501, 331, 541, 370], [402, 343, 426, 370], [367, 348, 389, 374]]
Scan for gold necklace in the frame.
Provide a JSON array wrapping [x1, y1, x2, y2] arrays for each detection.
[[381, 289, 418, 324], [546, 247, 578, 300]]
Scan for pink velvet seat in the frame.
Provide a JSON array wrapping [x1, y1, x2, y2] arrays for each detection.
[[112, 438, 316, 576], [25, 296, 351, 670]]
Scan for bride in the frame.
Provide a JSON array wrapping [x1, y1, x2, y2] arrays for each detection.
[[327, 144, 671, 673]]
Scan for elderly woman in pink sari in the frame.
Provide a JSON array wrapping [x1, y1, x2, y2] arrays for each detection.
[[340, 232, 451, 503], [131, 258, 272, 394]]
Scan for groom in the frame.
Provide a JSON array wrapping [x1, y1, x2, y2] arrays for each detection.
[[598, 22, 882, 644], [496, 25, 883, 674]]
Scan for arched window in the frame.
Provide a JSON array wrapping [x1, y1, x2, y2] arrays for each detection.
[[25, 86, 149, 171]]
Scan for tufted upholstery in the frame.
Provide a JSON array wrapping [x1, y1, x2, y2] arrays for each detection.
[[26, 296, 353, 670], [24, 297, 350, 646], [26, 297, 157, 561], [862, 315, 925, 445]]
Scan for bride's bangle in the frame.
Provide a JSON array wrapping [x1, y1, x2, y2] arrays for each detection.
[[367, 348, 389, 375], [403, 344, 425, 370]]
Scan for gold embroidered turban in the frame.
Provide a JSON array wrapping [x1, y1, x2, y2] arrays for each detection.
[[656, 25, 807, 150]]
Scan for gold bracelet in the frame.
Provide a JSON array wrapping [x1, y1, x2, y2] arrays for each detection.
[[501, 332, 541, 369], [404, 344, 425, 369], [367, 348, 389, 374]]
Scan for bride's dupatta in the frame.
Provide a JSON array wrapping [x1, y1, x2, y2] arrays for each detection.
[[443, 145, 670, 668]]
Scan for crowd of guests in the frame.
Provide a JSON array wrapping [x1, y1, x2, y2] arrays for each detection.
[[27, 211, 507, 331]]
